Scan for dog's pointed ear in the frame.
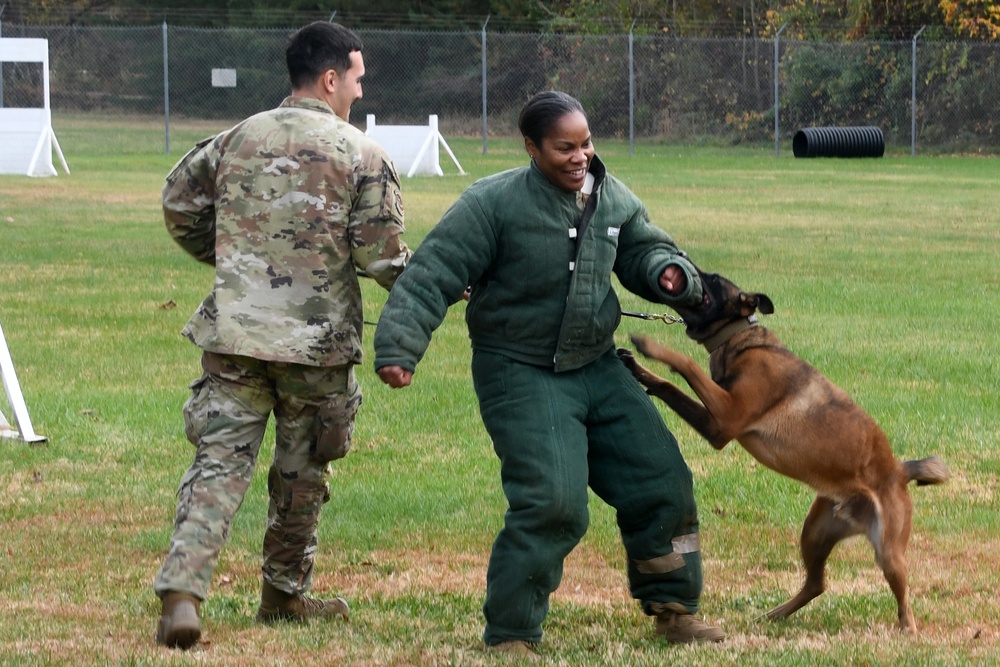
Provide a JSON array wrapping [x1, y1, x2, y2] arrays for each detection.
[[741, 291, 774, 315], [755, 293, 775, 315]]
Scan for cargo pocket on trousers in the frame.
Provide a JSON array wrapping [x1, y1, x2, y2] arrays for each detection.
[[182, 374, 211, 447], [312, 386, 362, 464]]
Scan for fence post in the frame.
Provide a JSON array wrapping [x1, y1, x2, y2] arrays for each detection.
[[481, 15, 489, 156], [163, 21, 170, 155], [628, 20, 636, 157], [911, 25, 925, 157], [773, 23, 787, 158]]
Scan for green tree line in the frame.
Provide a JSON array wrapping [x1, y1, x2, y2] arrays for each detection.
[[4, 0, 999, 39]]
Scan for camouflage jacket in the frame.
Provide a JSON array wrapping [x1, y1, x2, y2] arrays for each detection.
[[163, 96, 411, 367]]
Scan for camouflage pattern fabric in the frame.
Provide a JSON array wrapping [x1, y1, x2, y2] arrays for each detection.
[[154, 352, 362, 600], [163, 95, 411, 368], [156, 95, 406, 601]]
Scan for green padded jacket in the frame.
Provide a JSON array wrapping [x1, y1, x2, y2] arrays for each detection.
[[373, 154, 702, 373]]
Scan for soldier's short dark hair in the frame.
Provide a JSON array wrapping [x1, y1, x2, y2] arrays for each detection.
[[286, 21, 364, 90], [518, 91, 586, 147]]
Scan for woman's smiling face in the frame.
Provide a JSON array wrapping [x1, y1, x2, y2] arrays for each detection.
[[525, 110, 595, 192]]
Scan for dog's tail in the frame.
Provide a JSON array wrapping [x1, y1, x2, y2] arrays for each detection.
[[903, 455, 950, 486]]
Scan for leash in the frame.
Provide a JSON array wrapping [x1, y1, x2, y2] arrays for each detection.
[[367, 309, 684, 328], [621, 310, 685, 325], [359, 270, 684, 327]]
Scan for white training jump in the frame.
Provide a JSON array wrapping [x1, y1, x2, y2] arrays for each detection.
[[0, 37, 69, 177], [365, 114, 464, 178]]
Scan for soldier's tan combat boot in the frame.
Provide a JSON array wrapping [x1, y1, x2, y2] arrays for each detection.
[[484, 640, 540, 661], [652, 602, 725, 644], [256, 581, 350, 623], [155, 591, 201, 650]]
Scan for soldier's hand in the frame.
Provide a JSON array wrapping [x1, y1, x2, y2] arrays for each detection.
[[377, 365, 413, 388]]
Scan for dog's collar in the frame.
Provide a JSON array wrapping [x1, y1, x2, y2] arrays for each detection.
[[701, 315, 759, 354]]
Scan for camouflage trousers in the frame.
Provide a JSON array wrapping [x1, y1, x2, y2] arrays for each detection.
[[154, 351, 362, 601]]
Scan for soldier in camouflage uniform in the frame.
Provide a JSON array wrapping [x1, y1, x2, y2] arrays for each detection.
[[153, 21, 411, 650]]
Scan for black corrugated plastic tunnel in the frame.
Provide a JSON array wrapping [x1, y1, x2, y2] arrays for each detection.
[[792, 126, 885, 158]]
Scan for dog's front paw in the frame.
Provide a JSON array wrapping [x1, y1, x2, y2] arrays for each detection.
[[616, 347, 636, 368], [629, 334, 686, 376], [629, 334, 654, 359], [618, 346, 658, 388]]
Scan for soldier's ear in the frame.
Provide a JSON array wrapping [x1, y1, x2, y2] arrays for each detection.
[[322, 68, 338, 94]]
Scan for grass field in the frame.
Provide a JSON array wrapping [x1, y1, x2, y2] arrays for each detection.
[[0, 116, 998, 666]]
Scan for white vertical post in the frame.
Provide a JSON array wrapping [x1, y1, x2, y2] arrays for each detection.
[[407, 116, 438, 178], [434, 114, 466, 176]]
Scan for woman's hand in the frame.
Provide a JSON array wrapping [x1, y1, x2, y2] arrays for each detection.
[[659, 264, 687, 295], [377, 365, 413, 388]]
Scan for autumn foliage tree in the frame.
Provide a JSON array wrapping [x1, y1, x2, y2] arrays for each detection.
[[940, 0, 1000, 38], [2, 0, 998, 39]]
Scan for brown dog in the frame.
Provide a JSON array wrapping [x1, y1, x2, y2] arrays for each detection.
[[619, 270, 948, 633]]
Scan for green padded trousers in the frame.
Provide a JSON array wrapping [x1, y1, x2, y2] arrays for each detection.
[[472, 348, 704, 646]]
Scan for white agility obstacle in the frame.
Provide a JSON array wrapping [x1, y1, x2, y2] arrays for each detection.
[[0, 321, 46, 444], [365, 114, 464, 178], [0, 37, 69, 177]]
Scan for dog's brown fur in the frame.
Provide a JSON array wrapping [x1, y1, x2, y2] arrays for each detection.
[[619, 271, 948, 633]]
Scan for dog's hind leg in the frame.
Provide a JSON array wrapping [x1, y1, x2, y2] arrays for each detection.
[[766, 495, 860, 621], [878, 544, 915, 632], [837, 487, 918, 632], [873, 485, 917, 632]]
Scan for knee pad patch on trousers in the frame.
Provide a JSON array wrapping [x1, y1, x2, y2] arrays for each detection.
[[635, 533, 701, 574], [269, 467, 331, 515], [311, 383, 362, 463]]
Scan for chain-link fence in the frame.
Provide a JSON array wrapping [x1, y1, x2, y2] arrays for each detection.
[[1, 22, 998, 155]]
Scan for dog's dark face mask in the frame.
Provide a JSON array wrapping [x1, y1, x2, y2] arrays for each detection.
[[672, 270, 774, 340]]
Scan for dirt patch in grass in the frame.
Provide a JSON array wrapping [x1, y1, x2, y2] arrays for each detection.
[[313, 532, 1000, 648], [331, 545, 631, 607]]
